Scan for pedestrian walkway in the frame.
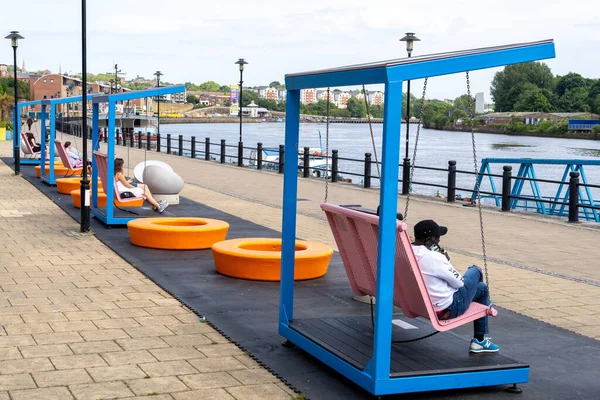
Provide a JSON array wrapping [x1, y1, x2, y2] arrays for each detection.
[[82, 139, 600, 340], [0, 144, 295, 399]]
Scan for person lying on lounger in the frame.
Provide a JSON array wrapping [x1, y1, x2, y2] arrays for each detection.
[[411, 219, 498, 354], [114, 157, 168, 213], [64, 142, 84, 167], [25, 132, 46, 153]]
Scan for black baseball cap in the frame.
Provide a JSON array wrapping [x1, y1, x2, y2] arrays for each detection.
[[414, 220, 448, 240]]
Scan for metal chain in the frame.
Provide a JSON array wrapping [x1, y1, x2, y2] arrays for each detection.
[[466, 71, 490, 290], [403, 78, 428, 221], [362, 85, 381, 179], [324, 88, 330, 203]]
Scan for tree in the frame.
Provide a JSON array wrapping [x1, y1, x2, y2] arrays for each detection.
[[452, 94, 476, 115], [490, 62, 554, 111], [587, 80, 600, 112], [369, 104, 384, 119], [421, 99, 451, 128], [346, 97, 366, 118], [555, 73, 586, 97], [198, 81, 221, 92], [0, 92, 13, 122], [513, 87, 553, 112], [186, 94, 199, 104], [240, 90, 259, 107], [558, 87, 590, 112], [219, 85, 230, 93], [269, 81, 281, 88]]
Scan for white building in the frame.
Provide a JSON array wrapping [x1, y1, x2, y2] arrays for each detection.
[[475, 92, 484, 114], [301, 89, 317, 105], [368, 91, 384, 105]]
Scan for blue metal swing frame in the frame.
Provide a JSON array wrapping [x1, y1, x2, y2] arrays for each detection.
[[279, 40, 555, 396], [90, 85, 185, 226], [39, 95, 99, 185], [14, 100, 44, 165]]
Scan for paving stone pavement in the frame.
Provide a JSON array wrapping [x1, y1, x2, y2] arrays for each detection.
[[0, 143, 295, 399], [83, 138, 600, 341]]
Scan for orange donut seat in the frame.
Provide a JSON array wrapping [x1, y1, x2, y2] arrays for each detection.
[[211, 238, 332, 281], [56, 177, 102, 195], [127, 218, 229, 250], [35, 163, 69, 178], [70, 189, 144, 209]]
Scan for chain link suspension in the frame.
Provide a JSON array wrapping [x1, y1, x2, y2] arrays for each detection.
[[362, 85, 381, 180], [324, 87, 331, 203], [403, 78, 428, 221], [466, 71, 490, 290]]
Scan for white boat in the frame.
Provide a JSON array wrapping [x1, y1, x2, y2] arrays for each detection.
[[89, 104, 158, 137], [249, 147, 334, 178]]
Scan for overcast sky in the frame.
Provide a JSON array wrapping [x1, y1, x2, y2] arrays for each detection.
[[1, 0, 598, 102]]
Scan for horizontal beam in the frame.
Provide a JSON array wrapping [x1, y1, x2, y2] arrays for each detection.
[[41, 94, 100, 106], [17, 100, 43, 107], [93, 85, 185, 103], [482, 158, 600, 165]]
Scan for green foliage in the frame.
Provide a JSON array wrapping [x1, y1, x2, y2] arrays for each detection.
[[0, 77, 29, 100], [513, 87, 553, 112], [186, 94, 199, 104], [122, 81, 153, 91], [346, 97, 366, 118], [0, 120, 13, 131], [219, 85, 230, 93], [592, 125, 600, 134], [536, 120, 555, 132], [558, 87, 590, 112], [555, 73, 587, 97], [490, 62, 554, 111], [269, 81, 281, 88], [433, 114, 449, 129], [186, 81, 223, 92], [240, 90, 259, 107], [369, 104, 384, 118], [421, 99, 451, 128], [300, 100, 346, 117]]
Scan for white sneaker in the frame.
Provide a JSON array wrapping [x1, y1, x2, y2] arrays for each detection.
[[157, 200, 169, 213]]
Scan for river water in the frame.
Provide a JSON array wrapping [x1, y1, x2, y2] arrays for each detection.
[[161, 123, 600, 204]]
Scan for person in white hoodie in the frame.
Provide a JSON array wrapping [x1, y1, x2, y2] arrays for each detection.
[[412, 220, 499, 353]]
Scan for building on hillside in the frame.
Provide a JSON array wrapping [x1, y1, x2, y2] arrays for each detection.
[[368, 91, 384, 105], [475, 92, 484, 114], [278, 88, 287, 100], [317, 89, 334, 102], [481, 112, 600, 125], [301, 89, 317, 105], [333, 91, 350, 108], [0, 64, 8, 78]]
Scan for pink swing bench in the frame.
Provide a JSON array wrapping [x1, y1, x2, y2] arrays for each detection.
[[321, 203, 497, 332], [54, 140, 85, 177], [93, 151, 146, 205]]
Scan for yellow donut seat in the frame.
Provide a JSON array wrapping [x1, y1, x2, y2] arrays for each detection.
[[127, 218, 229, 250], [211, 238, 333, 281], [35, 163, 69, 178], [70, 189, 144, 209], [56, 177, 102, 195]]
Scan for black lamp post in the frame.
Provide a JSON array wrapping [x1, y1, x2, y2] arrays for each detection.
[[80, 0, 90, 233], [5, 31, 24, 175], [400, 32, 420, 160], [235, 58, 247, 167], [154, 71, 162, 138]]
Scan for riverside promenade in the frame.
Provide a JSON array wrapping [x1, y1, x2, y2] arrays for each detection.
[[92, 139, 600, 340], [0, 142, 295, 399]]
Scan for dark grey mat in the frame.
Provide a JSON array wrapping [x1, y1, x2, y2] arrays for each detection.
[[7, 158, 600, 400]]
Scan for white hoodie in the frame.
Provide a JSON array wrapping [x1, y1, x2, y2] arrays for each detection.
[[412, 245, 464, 311]]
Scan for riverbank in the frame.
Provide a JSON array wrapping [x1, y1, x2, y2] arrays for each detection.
[[437, 124, 600, 140]]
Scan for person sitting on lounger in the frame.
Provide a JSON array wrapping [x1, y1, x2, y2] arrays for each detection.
[[114, 157, 168, 213], [64, 142, 84, 167], [25, 132, 44, 153], [411, 219, 498, 354]]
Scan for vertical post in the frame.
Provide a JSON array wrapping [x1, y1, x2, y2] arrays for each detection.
[[364, 153, 372, 188], [303, 147, 310, 178], [278, 144, 284, 173], [166, 133, 171, 154], [220, 139, 226, 163], [116, 130, 120, 146], [80, 0, 90, 233], [146, 131, 151, 150], [91, 102, 99, 210], [137, 132, 142, 149], [191, 136, 196, 158], [205, 137, 210, 160], [568, 171, 580, 223], [280, 88, 300, 325], [156, 133, 160, 152], [501, 166, 512, 212], [12, 45, 20, 175], [129, 132, 134, 148], [105, 101, 115, 221], [178, 134, 183, 156], [447, 160, 456, 202], [103, 128, 107, 143], [402, 158, 411, 195], [368, 80, 403, 381], [257, 142, 263, 170], [238, 141, 244, 166], [331, 149, 339, 183]]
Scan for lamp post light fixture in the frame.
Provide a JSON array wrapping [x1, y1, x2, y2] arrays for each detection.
[[5, 31, 24, 175], [154, 71, 162, 139], [235, 58, 247, 167], [399, 32, 420, 161]]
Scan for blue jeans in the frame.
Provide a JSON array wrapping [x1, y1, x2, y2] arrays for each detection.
[[445, 266, 489, 336]]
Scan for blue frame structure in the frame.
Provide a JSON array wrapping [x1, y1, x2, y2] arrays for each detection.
[[14, 100, 44, 165], [39, 95, 99, 185], [90, 85, 185, 226], [473, 158, 600, 222], [280, 40, 556, 396]]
